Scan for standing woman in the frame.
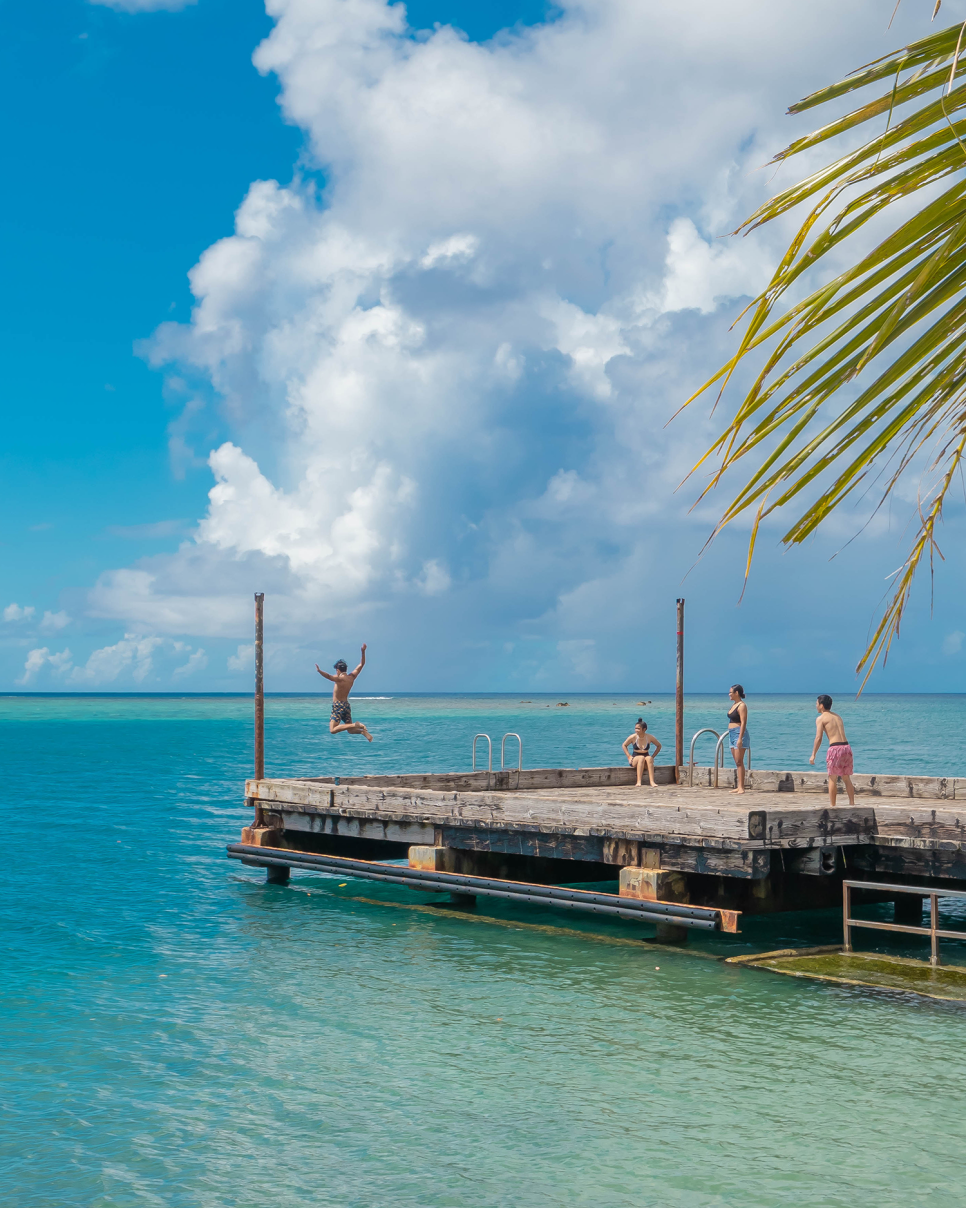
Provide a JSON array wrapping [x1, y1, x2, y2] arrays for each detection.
[[727, 685, 749, 795]]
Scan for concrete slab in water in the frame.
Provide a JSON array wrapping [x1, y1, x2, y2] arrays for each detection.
[[726, 947, 966, 1001]]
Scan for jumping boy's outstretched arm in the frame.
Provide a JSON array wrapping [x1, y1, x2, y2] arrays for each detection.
[[315, 664, 336, 681], [809, 715, 824, 765], [352, 643, 367, 677]]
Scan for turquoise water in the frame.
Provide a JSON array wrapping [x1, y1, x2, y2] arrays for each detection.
[[3, 693, 966, 1207]]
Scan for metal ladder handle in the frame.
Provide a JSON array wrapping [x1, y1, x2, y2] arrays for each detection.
[[687, 728, 720, 787], [714, 733, 727, 789], [472, 733, 492, 772], [501, 732, 523, 772]]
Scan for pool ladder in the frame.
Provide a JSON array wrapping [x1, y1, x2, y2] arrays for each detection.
[[472, 732, 523, 775], [688, 728, 752, 788]]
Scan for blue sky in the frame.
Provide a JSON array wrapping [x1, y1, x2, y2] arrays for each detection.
[[3, 0, 965, 693]]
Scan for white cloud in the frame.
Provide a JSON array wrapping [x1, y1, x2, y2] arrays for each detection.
[[227, 643, 254, 671], [421, 233, 480, 269], [4, 603, 36, 622], [651, 217, 773, 316], [943, 631, 964, 656], [40, 610, 71, 633], [17, 647, 73, 685], [416, 560, 451, 596], [173, 648, 208, 679], [70, 635, 163, 685], [82, 0, 935, 687]]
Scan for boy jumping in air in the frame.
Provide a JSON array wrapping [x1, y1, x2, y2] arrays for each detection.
[[809, 694, 854, 806], [315, 644, 372, 741]]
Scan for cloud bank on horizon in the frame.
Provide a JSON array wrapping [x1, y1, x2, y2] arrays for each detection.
[[15, 0, 965, 690]]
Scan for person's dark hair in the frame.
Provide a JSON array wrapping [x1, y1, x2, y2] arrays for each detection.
[[636, 717, 646, 729], [817, 694, 833, 710], [730, 684, 745, 699], [334, 659, 348, 673]]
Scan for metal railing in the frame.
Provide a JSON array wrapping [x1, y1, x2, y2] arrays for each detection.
[[472, 733, 492, 772], [843, 879, 966, 967], [501, 732, 522, 771], [688, 728, 720, 786]]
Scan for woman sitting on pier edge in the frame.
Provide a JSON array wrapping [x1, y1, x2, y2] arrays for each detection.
[[622, 719, 662, 788], [727, 684, 749, 795]]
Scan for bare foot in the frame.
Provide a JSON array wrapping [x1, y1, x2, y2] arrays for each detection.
[[729, 787, 745, 794], [363, 727, 373, 742]]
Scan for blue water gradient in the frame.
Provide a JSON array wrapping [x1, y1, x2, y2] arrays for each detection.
[[3, 694, 965, 1207]]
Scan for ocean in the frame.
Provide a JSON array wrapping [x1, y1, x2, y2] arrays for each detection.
[[3, 692, 965, 1207]]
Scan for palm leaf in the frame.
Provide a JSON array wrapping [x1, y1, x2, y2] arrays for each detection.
[[683, 20, 966, 687]]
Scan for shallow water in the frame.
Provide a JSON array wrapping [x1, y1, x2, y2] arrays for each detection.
[[3, 693, 966, 1207]]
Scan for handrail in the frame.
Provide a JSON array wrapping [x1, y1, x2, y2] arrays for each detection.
[[501, 732, 522, 771], [843, 879, 966, 967], [472, 733, 492, 773], [714, 733, 727, 788], [687, 728, 720, 786]]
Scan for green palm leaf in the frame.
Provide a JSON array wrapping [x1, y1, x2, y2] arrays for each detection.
[[684, 21, 966, 686]]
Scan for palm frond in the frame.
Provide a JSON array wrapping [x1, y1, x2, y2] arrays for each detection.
[[683, 21, 966, 687]]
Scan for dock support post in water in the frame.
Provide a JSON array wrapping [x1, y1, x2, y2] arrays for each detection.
[[620, 866, 690, 944], [409, 845, 477, 905], [266, 863, 290, 885], [675, 598, 684, 782]]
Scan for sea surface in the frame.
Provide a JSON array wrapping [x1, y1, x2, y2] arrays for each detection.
[[3, 692, 966, 1207]]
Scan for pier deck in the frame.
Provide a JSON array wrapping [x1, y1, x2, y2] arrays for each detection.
[[236, 765, 966, 923]]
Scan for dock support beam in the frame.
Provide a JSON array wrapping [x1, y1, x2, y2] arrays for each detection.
[[620, 866, 690, 944], [675, 598, 684, 779]]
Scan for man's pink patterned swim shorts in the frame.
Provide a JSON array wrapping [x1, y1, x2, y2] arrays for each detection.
[[826, 743, 854, 777]]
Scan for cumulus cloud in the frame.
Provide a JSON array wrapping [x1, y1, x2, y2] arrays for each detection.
[[83, 0, 935, 687], [227, 643, 254, 671], [4, 603, 36, 622], [70, 635, 163, 685], [40, 610, 71, 633], [173, 648, 208, 679], [17, 647, 73, 685]]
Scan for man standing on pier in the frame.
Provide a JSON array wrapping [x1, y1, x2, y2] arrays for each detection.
[[809, 694, 855, 807], [316, 644, 373, 741]]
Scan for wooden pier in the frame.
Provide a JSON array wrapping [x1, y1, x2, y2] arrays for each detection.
[[228, 761, 966, 938]]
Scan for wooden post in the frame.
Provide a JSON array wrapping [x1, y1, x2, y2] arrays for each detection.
[[254, 592, 265, 781], [675, 598, 684, 777]]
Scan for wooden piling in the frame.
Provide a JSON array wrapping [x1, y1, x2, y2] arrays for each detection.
[[675, 598, 684, 775]]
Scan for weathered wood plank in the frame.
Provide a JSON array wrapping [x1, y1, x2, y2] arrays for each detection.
[[872, 805, 966, 842], [759, 808, 877, 843], [280, 811, 435, 845], [293, 765, 676, 792], [690, 768, 955, 800], [850, 845, 966, 881], [439, 825, 606, 862], [657, 847, 771, 880]]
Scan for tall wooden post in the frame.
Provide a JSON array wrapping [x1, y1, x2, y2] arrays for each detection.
[[254, 592, 265, 781], [675, 598, 684, 777]]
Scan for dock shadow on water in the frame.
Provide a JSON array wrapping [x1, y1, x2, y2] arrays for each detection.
[[3, 694, 966, 1208]]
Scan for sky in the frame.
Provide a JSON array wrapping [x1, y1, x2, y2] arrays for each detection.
[[2, 0, 966, 693]]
